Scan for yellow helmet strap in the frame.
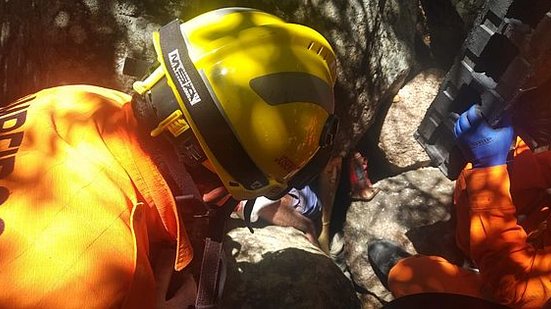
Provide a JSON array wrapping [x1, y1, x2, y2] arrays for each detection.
[[158, 20, 269, 191]]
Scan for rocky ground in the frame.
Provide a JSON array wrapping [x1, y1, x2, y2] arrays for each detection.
[[221, 69, 465, 308]]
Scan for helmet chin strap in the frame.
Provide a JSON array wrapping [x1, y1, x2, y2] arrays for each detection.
[[131, 95, 204, 201], [131, 107, 241, 309], [243, 199, 256, 234], [133, 84, 264, 236], [131, 85, 208, 170]]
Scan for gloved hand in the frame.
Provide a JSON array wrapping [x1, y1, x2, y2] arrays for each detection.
[[453, 105, 514, 168]]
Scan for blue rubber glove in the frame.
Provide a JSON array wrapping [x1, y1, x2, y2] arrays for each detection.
[[453, 105, 514, 168]]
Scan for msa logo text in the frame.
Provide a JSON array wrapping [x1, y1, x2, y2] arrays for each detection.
[[168, 49, 202, 106]]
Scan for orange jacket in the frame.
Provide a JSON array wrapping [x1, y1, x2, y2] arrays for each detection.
[[454, 139, 551, 308], [0, 85, 192, 308]]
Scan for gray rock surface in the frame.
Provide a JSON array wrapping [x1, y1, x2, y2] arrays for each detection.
[[418, 0, 468, 69], [343, 167, 463, 307], [0, 0, 126, 103], [223, 224, 361, 309], [378, 69, 445, 174], [305, 0, 417, 153], [451, 0, 486, 28]]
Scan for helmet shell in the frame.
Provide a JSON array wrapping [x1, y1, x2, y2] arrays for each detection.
[[155, 8, 337, 200]]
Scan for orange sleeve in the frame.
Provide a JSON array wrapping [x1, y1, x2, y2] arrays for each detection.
[[461, 165, 551, 308]]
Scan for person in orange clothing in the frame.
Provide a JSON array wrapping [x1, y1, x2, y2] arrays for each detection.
[[0, 7, 339, 309], [368, 105, 551, 308]]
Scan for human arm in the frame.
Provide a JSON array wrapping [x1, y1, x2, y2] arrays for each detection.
[[233, 187, 321, 247], [256, 194, 321, 247], [454, 106, 551, 308]]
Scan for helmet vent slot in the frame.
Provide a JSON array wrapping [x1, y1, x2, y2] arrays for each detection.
[[307, 41, 332, 63]]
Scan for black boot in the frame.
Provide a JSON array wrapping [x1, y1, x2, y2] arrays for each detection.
[[367, 239, 412, 290]]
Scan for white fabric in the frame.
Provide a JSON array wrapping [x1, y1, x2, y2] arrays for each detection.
[[233, 186, 319, 222]]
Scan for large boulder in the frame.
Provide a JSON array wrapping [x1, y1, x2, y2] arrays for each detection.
[[342, 167, 462, 307], [222, 224, 361, 309], [377, 68, 445, 175], [294, 0, 418, 153]]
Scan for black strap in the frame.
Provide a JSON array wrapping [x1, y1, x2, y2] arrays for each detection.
[[243, 199, 256, 234], [122, 57, 153, 78], [148, 78, 208, 167], [136, 117, 231, 309], [195, 196, 239, 308], [158, 20, 268, 191], [195, 238, 224, 309], [155, 134, 203, 203], [165, 156, 235, 309]]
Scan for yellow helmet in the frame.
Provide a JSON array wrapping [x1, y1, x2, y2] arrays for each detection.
[[132, 7, 338, 200]]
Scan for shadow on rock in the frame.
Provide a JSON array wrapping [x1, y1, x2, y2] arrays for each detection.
[[222, 243, 361, 309], [405, 219, 465, 266]]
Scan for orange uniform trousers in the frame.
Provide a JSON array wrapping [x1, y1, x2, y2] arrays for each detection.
[[0, 86, 192, 308], [388, 140, 551, 309]]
